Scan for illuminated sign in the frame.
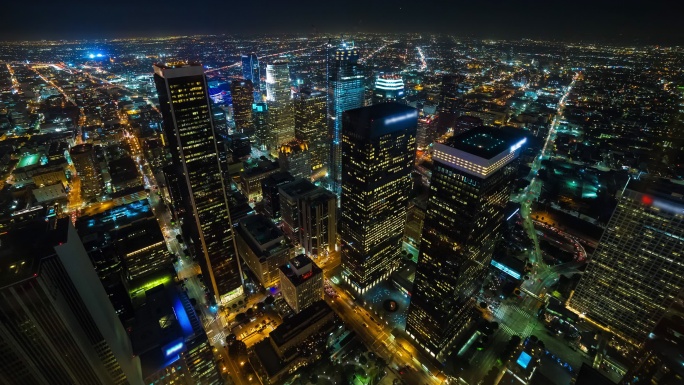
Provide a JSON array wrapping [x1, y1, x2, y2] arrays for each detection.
[[641, 194, 684, 215], [516, 351, 532, 369], [510, 138, 527, 153], [164, 342, 184, 357], [384, 111, 417, 126], [301, 271, 313, 280], [490, 260, 521, 280], [506, 208, 520, 221]]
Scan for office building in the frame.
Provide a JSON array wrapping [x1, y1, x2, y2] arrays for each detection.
[[327, 42, 365, 195], [340, 103, 417, 293], [373, 74, 406, 104], [70, 143, 103, 201], [294, 88, 327, 172], [251, 301, 335, 384], [239, 159, 280, 201], [132, 286, 222, 385], [279, 254, 324, 313], [279, 178, 337, 257], [0, 218, 143, 385], [261, 171, 295, 220], [235, 214, 294, 289], [153, 62, 242, 304], [230, 79, 254, 132], [279, 140, 312, 180], [241, 53, 260, 101], [226, 132, 252, 160], [252, 102, 269, 149], [406, 127, 525, 358], [266, 61, 295, 155], [568, 179, 684, 346]]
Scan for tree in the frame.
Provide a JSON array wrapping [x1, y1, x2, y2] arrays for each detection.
[[235, 313, 247, 323], [359, 355, 368, 366], [265, 295, 275, 305], [226, 333, 236, 344], [228, 340, 247, 356], [246, 308, 255, 318]]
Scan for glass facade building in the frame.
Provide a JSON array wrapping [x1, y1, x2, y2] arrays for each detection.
[[372, 74, 406, 104], [567, 179, 684, 347], [406, 128, 524, 358], [340, 103, 417, 293], [294, 88, 327, 172], [153, 62, 243, 304], [241, 53, 260, 101], [327, 43, 365, 195], [230, 79, 254, 133], [266, 61, 295, 155]]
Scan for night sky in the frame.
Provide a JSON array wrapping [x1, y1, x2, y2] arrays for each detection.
[[1, 0, 681, 44]]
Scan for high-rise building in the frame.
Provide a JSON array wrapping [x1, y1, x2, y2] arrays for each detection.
[[279, 140, 312, 180], [279, 254, 324, 313], [252, 102, 269, 150], [230, 79, 254, 132], [70, 143, 103, 202], [0, 218, 143, 385], [266, 61, 295, 155], [340, 103, 417, 293], [235, 214, 294, 289], [241, 53, 260, 101], [261, 171, 295, 220], [132, 286, 222, 385], [567, 179, 684, 347], [327, 42, 365, 195], [294, 88, 327, 172], [406, 128, 525, 358], [279, 178, 337, 257], [373, 74, 406, 105], [153, 62, 243, 304]]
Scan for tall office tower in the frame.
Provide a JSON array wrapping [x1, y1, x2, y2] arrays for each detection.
[[279, 140, 312, 180], [327, 42, 365, 195], [372, 74, 406, 105], [70, 143, 103, 201], [230, 79, 254, 133], [340, 103, 417, 293], [241, 53, 260, 101], [252, 102, 269, 150], [0, 218, 143, 385], [439, 74, 464, 114], [406, 128, 525, 359], [567, 179, 684, 347], [294, 88, 327, 172], [266, 60, 295, 155], [132, 286, 222, 385], [153, 62, 243, 305], [261, 171, 295, 220], [279, 255, 324, 313]]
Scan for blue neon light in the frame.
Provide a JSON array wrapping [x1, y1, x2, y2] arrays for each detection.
[[490, 260, 521, 280], [506, 208, 520, 221], [165, 342, 184, 357], [173, 297, 194, 335], [384, 111, 417, 126], [517, 351, 532, 369]]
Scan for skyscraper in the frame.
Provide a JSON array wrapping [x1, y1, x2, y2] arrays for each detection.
[[230, 79, 254, 132], [567, 179, 684, 347], [327, 42, 365, 195], [252, 101, 269, 150], [0, 218, 143, 385], [153, 62, 243, 304], [266, 60, 295, 155], [406, 128, 525, 358], [373, 74, 406, 104], [241, 53, 260, 101], [70, 143, 103, 202], [340, 103, 416, 293], [294, 88, 327, 173]]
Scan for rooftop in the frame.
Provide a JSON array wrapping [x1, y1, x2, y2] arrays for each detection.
[[279, 255, 322, 287], [279, 178, 317, 199], [270, 300, 333, 347], [446, 127, 526, 159], [343, 102, 417, 139], [237, 214, 287, 254]]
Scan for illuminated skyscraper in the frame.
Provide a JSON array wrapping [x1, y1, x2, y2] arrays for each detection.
[[294, 88, 327, 172], [241, 53, 260, 101], [568, 179, 684, 347], [230, 79, 254, 132], [153, 62, 243, 304], [0, 218, 143, 385], [327, 42, 365, 195], [340, 103, 416, 293], [372, 74, 406, 104], [266, 61, 295, 155], [70, 143, 103, 201], [252, 102, 269, 150], [406, 128, 524, 358]]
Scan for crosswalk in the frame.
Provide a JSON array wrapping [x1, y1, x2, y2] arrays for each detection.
[[212, 331, 226, 345], [492, 303, 535, 337]]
